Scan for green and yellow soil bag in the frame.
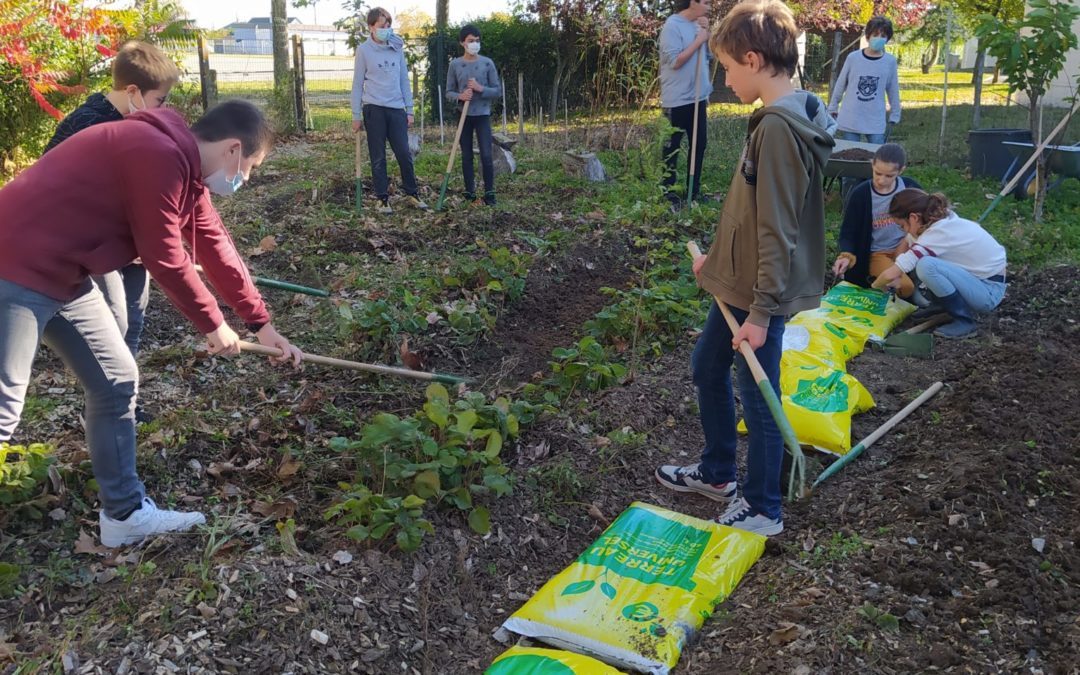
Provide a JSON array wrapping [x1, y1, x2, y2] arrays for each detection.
[[486, 646, 626, 674], [739, 354, 874, 454], [791, 282, 915, 344], [502, 502, 765, 674]]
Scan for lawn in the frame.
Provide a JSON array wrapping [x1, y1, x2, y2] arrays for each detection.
[[2, 64, 1079, 673]]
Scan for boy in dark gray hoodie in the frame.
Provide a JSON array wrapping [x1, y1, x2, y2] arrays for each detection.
[[445, 24, 503, 205]]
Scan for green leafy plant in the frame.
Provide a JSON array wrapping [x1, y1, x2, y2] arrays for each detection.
[[549, 336, 628, 398], [0, 443, 55, 521], [325, 385, 535, 551]]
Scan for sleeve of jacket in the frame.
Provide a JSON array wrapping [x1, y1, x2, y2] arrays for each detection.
[[445, 58, 461, 102], [827, 58, 850, 113], [837, 182, 869, 255], [399, 46, 414, 115], [122, 148, 225, 334], [351, 44, 366, 121], [482, 59, 502, 99], [186, 188, 271, 329], [886, 59, 901, 123], [748, 116, 810, 327]]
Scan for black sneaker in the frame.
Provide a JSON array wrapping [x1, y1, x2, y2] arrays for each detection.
[[463, 191, 478, 202], [483, 191, 497, 206], [655, 462, 736, 502], [135, 405, 154, 425]]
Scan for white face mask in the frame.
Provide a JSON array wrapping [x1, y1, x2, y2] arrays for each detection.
[[465, 41, 481, 56], [128, 91, 145, 115], [206, 148, 244, 196]]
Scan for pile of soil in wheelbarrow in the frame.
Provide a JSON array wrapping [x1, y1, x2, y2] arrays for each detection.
[[832, 148, 876, 162]]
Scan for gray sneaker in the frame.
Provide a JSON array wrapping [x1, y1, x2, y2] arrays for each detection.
[[406, 195, 430, 211], [377, 199, 393, 215], [655, 462, 736, 502]]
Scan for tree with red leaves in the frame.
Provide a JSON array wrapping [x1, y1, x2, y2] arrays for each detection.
[[0, 0, 120, 120]]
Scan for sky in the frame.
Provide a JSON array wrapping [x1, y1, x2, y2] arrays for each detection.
[[169, 0, 515, 30]]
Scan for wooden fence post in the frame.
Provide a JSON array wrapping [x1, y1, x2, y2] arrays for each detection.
[[197, 36, 211, 112]]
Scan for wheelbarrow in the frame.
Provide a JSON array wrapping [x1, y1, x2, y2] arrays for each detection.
[[824, 138, 883, 198], [1001, 140, 1080, 199]]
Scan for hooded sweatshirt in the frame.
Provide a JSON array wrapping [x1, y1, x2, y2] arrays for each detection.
[[352, 35, 413, 119], [43, 92, 123, 154], [699, 103, 835, 327], [0, 108, 270, 334]]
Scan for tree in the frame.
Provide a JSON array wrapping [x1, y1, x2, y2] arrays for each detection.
[[395, 6, 434, 39], [950, 0, 1024, 128], [905, 5, 949, 74], [977, 0, 1080, 222]]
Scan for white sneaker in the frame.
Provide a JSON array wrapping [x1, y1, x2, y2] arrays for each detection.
[[99, 498, 206, 547], [655, 462, 737, 502], [716, 497, 783, 536]]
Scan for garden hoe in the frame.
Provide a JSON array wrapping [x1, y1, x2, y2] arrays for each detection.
[[868, 313, 950, 358], [238, 342, 470, 386], [436, 99, 471, 211], [687, 241, 807, 500], [355, 128, 364, 213], [192, 265, 330, 298], [686, 50, 703, 207], [812, 381, 943, 488]]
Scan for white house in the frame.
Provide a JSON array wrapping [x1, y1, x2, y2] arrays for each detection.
[[213, 17, 351, 57], [1042, 1, 1080, 107]]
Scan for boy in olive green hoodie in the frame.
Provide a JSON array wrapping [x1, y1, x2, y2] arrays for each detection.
[[655, 0, 834, 536]]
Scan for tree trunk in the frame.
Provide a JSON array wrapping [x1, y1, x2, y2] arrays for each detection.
[[827, 30, 843, 95], [271, 0, 290, 92], [921, 40, 938, 75], [1032, 97, 1047, 223], [436, 0, 449, 31], [972, 46, 986, 128]]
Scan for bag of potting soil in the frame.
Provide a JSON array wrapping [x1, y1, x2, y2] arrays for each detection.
[[502, 502, 765, 674], [794, 282, 914, 342], [737, 354, 874, 454], [781, 319, 866, 371], [486, 646, 626, 674]]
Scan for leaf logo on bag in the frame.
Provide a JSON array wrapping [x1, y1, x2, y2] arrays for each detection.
[[790, 369, 849, 413]]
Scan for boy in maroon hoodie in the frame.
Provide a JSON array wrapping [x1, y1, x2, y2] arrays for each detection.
[[0, 100, 302, 547]]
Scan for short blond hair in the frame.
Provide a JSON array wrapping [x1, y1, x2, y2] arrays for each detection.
[[711, 0, 799, 77], [112, 41, 181, 92]]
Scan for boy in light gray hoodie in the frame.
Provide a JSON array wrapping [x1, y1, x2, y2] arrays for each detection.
[[352, 7, 428, 214]]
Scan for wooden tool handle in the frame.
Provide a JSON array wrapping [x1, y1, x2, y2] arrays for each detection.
[[237, 342, 466, 384], [905, 313, 950, 335], [445, 99, 470, 174], [686, 241, 770, 385]]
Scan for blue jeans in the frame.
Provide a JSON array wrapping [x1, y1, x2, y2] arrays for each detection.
[[0, 278, 144, 518], [461, 114, 495, 196], [692, 303, 786, 519], [837, 130, 887, 144], [916, 257, 1006, 314], [362, 104, 419, 201], [93, 262, 150, 357]]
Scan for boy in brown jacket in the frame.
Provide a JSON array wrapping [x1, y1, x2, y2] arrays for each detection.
[[656, 0, 834, 535]]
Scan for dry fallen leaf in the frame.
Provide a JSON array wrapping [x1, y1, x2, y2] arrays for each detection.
[[277, 454, 303, 480], [586, 504, 607, 523], [768, 622, 804, 646], [251, 496, 298, 519], [250, 235, 278, 257], [399, 337, 424, 371], [802, 534, 816, 553], [206, 462, 237, 480], [196, 601, 218, 620], [74, 530, 108, 556], [332, 550, 353, 565]]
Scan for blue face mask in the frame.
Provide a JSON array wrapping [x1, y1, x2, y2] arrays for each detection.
[[375, 27, 393, 42], [206, 149, 244, 196], [869, 37, 888, 52]]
